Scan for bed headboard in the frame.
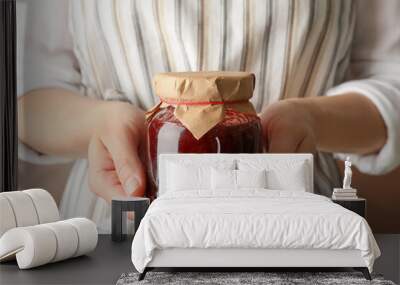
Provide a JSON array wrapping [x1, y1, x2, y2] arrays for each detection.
[[158, 153, 314, 195]]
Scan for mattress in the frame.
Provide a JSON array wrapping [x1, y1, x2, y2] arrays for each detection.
[[131, 190, 380, 273]]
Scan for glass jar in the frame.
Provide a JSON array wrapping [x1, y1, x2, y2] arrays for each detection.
[[146, 72, 263, 199]]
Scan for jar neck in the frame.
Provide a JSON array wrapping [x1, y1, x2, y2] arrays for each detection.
[[159, 97, 250, 106]]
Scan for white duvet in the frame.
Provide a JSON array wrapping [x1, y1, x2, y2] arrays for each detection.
[[131, 190, 380, 272]]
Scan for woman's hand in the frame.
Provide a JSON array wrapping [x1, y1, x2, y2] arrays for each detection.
[[19, 89, 147, 203], [260, 99, 317, 153], [88, 102, 146, 203], [260, 94, 386, 155]]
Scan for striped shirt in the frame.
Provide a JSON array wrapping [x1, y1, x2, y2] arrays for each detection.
[[69, 0, 352, 198], [70, 0, 354, 112]]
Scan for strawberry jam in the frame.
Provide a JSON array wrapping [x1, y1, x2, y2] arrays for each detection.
[[146, 106, 263, 198]]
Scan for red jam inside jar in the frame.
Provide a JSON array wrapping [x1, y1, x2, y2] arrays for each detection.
[[146, 106, 263, 199]]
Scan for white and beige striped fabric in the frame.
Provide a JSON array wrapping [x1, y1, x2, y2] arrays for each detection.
[[71, 0, 354, 109], [59, 0, 355, 231]]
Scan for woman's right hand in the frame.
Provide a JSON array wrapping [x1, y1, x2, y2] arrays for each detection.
[[87, 102, 147, 203]]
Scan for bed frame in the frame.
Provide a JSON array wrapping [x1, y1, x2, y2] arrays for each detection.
[[139, 154, 371, 281], [139, 248, 371, 280]]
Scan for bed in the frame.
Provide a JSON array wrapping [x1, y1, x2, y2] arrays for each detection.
[[131, 154, 380, 280]]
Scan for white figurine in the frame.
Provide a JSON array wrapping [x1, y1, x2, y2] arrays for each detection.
[[343, 157, 352, 189]]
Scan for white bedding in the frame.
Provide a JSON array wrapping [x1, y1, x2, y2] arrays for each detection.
[[131, 190, 380, 273]]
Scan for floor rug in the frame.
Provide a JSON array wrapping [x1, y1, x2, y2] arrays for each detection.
[[117, 271, 396, 285]]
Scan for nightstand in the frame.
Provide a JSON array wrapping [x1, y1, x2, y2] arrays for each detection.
[[111, 197, 150, 242], [332, 198, 366, 218]]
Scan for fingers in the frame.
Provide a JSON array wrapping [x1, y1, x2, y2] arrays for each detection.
[[267, 129, 316, 154], [296, 135, 316, 154], [116, 155, 146, 197], [87, 103, 146, 203], [267, 130, 316, 153], [88, 137, 127, 203], [102, 128, 146, 197], [265, 118, 302, 153], [261, 100, 317, 154]]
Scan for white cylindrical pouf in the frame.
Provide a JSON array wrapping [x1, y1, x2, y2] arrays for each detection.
[[0, 218, 97, 269], [0, 226, 57, 269], [0, 196, 17, 237], [64, 218, 98, 257], [42, 221, 79, 262], [23, 189, 60, 224], [0, 192, 39, 227]]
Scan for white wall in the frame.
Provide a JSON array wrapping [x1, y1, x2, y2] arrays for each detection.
[[374, 234, 400, 283]]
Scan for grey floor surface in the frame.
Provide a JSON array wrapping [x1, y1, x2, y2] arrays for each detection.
[[1, 235, 397, 285], [0, 235, 134, 285]]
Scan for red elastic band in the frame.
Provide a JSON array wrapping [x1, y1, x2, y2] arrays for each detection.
[[160, 98, 248, 106]]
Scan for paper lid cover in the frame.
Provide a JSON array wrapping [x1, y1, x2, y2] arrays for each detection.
[[148, 71, 257, 139]]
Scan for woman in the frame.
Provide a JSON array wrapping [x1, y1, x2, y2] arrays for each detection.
[[18, 0, 400, 232]]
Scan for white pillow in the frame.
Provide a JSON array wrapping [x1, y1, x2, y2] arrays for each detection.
[[211, 169, 267, 190], [238, 159, 309, 191], [165, 159, 236, 192], [237, 169, 267, 188], [166, 162, 212, 191], [211, 168, 236, 190], [266, 168, 307, 191]]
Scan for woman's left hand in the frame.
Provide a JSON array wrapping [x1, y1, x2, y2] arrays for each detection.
[[260, 94, 386, 155]]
